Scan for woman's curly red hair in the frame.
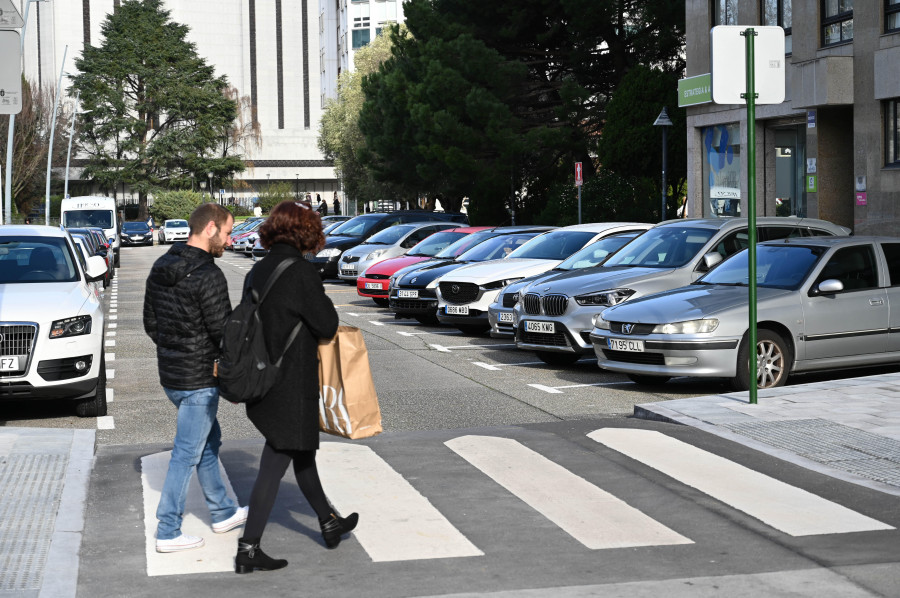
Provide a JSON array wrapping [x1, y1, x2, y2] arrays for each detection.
[[258, 201, 325, 253]]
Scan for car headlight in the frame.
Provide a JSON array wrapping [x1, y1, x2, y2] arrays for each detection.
[[483, 277, 523, 290], [426, 278, 440, 289], [366, 249, 388, 261], [574, 289, 635, 306], [316, 248, 342, 258], [651, 319, 719, 334], [591, 314, 611, 329], [50, 315, 92, 338]]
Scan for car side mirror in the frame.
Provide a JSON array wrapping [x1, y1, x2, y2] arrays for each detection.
[[85, 255, 107, 281], [698, 252, 723, 272], [811, 279, 844, 296]]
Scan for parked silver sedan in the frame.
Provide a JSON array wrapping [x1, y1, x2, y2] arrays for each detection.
[[513, 217, 850, 366], [590, 236, 900, 390]]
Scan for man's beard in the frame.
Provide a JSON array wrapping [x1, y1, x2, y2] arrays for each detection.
[[209, 237, 227, 258]]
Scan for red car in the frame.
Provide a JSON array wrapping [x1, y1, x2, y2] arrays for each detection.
[[357, 226, 492, 306]]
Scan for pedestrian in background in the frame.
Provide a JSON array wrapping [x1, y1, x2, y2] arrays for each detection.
[[143, 202, 248, 553], [317, 195, 328, 216], [235, 200, 357, 574], [332, 193, 341, 216], [24, 218, 32, 225]]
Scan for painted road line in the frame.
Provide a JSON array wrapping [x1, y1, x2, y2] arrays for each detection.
[[141, 452, 243, 576], [368, 320, 386, 326], [429, 343, 517, 352], [108, 323, 117, 329], [528, 381, 628, 393], [109, 315, 117, 320], [446, 435, 691, 549], [107, 389, 113, 403], [105, 340, 115, 347], [345, 312, 360, 317], [397, 330, 461, 337], [107, 353, 115, 361], [106, 369, 114, 379], [96, 416, 115, 430], [317, 442, 483, 562], [473, 360, 579, 371], [106, 331, 116, 337], [588, 428, 894, 536]]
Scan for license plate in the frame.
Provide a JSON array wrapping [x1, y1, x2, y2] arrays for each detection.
[[0, 357, 19, 371], [498, 312, 514, 323], [343, 263, 357, 270], [398, 289, 418, 298], [446, 305, 469, 315], [608, 338, 644, 352], [364, 282, 383, 290], [525, 321, 555, 334]]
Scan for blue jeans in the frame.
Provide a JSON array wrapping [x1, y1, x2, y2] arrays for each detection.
[[156, 387, 237, 540]]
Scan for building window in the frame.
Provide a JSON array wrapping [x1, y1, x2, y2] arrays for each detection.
[[352, 28, 370, 49], [712, 0, 738, 25], [888, 0, 900, 33], [762, 0, 792, 53], [703, 123, 742, 217], [822, 0, 853, 46], [886, 99, 900, 167]]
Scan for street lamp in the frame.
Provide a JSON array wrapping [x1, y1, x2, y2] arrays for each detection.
[[190, 172, 195, 192], [295, 173, 299, 200], [653, 106, 673, 222], [45, 44, 68, 225], [207, 171, 213, 201], [64, 92, 90, 200]]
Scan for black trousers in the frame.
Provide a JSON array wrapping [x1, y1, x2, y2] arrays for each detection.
[[243, 441, 331, 540]]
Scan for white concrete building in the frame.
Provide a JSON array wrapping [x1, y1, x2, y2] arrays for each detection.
[[14, 0, 338, 206]]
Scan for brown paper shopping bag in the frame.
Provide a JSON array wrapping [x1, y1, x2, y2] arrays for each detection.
[[318, 326, 383, 439]]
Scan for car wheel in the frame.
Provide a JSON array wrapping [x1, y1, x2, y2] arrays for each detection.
[[536, 351, 582, 366], [457, 324, 489, 335], [731, 329, 791, 391], [415, 314, 440, 326], [627, 374, 671, 386], [75, 354, 107, 417], [372, 298, 389, 307]]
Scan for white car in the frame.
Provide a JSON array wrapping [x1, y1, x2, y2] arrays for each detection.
[[337, 222, 459, 283], [436, 223, 652, 334], [72, 236, 105, 295], [0, 226, 109, 416], [158, 219, 189, 244]]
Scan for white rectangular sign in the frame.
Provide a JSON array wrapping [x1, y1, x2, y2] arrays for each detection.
[[711, 26, 785, 105], [0, 30, 22, 115]]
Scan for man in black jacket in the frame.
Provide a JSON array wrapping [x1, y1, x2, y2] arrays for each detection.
[[143, 203, 248, 553]]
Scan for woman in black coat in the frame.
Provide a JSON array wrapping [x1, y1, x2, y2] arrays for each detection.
[[236, 200, 358, 574]]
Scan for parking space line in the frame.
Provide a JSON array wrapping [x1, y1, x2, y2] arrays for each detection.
[[430, 343, 516, 352], [106, 331, 116, 337], [473, 360, 548, 371], [107, 353, 115, 361], [108, 389, 113, 403], [97, 416, 115, 430], [108, 323, 116, 329], [529, 381, 627, 393], [397, 330, 461, 337], [368, 321, 385, 326], [106, 369, 115, 379], [105, 340, 115, 347]]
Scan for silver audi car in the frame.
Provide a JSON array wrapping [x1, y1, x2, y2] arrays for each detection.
[[512, 217, 851, 365], [590, 236, 900, 390]]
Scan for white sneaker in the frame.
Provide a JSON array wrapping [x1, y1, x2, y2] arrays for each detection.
[[156, 534, 205, 553], [212, 506, 249, 534]]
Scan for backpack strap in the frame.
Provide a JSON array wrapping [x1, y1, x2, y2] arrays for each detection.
[[254, 256, 303, 366]]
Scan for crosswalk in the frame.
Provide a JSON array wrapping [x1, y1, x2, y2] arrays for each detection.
[[140, 427, 894, 576]]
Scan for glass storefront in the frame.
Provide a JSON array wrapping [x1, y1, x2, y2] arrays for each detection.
[[702, 123, 742, 217]]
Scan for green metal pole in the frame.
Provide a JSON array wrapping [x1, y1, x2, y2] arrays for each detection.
[[742, 28, 759, 405]]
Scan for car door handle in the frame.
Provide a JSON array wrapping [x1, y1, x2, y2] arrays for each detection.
[[869, 298, 884, 306]]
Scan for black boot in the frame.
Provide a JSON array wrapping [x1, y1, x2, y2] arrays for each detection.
[[235, 537, 288, 574], [319, 512, 359, 549]]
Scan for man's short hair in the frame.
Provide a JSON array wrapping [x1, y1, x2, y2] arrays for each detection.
[[188, 203, 233, 235]]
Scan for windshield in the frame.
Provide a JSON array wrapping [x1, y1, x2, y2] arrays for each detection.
[[63, 209, 113, 229], [328, 215, 382, 237], [407, 231, 467, 256], [0, 237, 79, 283], [556, 233, 640, 271], [456, 233, 539, 262], [166, 220, 188, 228], [698, 245, 824, 289], [603, 226, 716, 269], [506, 230, 597, 260], [434, 231, 495, 259], [365, 224, 417, 245], [123, 222, 150, 232]]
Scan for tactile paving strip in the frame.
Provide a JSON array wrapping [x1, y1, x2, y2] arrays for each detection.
[[724, 419, 900, 487], [0, 454, 66, 591]]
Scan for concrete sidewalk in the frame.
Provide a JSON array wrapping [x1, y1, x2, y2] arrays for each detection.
[[635, 371, 900, 497]]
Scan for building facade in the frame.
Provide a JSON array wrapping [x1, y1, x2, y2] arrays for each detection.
[[16, 0, 339, 206], [684, 0, 900, 234]]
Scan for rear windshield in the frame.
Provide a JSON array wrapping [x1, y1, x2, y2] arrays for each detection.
[[0, 237, 79, 283]]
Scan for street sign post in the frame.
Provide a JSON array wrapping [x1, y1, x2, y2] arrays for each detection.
[[575, 162, 583, 224], [711, 25, 785, 405], [0, 31, 23, 116]]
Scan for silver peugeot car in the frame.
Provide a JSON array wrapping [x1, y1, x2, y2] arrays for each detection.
[[590, 236, 900, 390], [512, 217, 851, 365]]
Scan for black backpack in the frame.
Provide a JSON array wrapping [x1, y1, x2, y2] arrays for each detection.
[[217, 258, 302, 404]]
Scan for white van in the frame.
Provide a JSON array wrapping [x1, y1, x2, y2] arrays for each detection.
[[60, 196, 121, 267]]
